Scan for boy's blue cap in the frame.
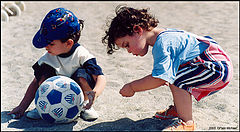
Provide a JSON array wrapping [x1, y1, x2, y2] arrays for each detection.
[[33, 8, 80, 48]]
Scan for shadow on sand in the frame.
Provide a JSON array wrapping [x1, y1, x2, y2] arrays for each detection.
[[2, 110, 175, 131], [82, 117, 175, 131], [1, 111, 77, 131]]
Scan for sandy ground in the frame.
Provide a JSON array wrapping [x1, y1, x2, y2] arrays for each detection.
[[1, 1, 239, 131]]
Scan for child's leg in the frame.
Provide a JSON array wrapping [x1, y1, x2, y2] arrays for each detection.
[[71, 68, 97, 101], [77, 77, 93, 101], [169, 84, 193, 123], [74, 76, 99, 121]]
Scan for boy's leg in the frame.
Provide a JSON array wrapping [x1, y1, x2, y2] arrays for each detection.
[[75, 77, 99, 121], [77, 77, 93, 101], [169, 84, 193, 123], [71, 68, 99, 121]]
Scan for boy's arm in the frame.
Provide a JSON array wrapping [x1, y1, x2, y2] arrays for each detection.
[[8, 77, 39, 118], [8, 77, 46, 118], [18, 78, 39, 110], [120, 74, 168, 97]]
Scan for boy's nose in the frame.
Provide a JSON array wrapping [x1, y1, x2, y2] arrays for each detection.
[[45, 45, 49, 50]]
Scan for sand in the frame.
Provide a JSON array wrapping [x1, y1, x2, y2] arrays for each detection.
[[1, 1, 239, 131]]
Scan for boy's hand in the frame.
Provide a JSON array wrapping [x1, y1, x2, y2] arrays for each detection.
[[84, 91, 96, 110], [119, 83, 135, 97], [7, 106, 25, 119]]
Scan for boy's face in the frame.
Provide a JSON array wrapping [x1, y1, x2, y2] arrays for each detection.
[[45, 40, 70, 56], [115, 33, 149, 57]]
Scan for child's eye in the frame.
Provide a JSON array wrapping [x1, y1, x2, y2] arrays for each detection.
[[124, 43, 129, 48]]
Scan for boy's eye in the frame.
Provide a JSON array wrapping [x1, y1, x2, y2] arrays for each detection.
[[124, 43, 129, 48]]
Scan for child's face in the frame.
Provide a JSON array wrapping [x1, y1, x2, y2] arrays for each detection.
[[115, 33, 149, 57], [45, 40, 70, 56]]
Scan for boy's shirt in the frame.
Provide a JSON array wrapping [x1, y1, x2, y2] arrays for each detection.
[[32, 43, 103, 81], [37, 43, 94, 77], [152, 28, 213, 84]]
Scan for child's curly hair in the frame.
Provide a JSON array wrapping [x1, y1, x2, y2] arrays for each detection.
[[102, 5, 159, 54]]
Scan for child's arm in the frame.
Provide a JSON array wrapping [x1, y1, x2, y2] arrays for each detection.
[[84, 75, 106, 109], [120, 74, 168, 97], [92, 75, 106, 97], [7, 77, 39, 118]]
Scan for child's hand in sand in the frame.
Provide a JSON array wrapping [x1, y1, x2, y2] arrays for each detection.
[[119, 83, 135, 97], [84, 91, 96, 109], [7, 106, 25, 119]]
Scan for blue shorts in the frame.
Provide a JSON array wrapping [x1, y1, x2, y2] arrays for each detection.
[[71, 67, 96, 89]]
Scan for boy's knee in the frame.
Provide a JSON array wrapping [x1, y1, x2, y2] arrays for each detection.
[[78, 77, 88, 85], [77, 77, 92, 91]]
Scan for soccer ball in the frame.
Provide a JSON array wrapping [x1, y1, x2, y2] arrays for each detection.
[[35, 76, 84, 123]]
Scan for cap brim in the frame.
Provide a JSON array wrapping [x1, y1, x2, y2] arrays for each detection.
[[32, 30, 49, 48]]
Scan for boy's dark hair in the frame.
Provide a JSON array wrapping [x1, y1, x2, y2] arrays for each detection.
[[60, 19, 84, 44], [102, 5, 159, 54]]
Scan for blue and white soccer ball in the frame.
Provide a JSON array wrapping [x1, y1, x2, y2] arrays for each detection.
[[35, 76, 84, 123]]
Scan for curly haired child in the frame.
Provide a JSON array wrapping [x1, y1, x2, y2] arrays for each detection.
[[8, 7, 106, 121], [102, 5, 233, 131]]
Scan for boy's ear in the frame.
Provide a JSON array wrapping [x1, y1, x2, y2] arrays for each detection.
[[133, 25, 143, 34], [66, 39, 74, 47]]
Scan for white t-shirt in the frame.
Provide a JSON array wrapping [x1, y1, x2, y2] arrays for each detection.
[[37, 45, 94, 77]]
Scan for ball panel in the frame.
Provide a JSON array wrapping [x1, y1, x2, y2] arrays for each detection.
[[39, 83, 50, 95], [66, 106, 79, 119], [49, 103, 68, 121], [53, 76, 70, 93], [36, 96, 51, 114], [70, 82, 81, 95], [61, 90, 79, 108], [51, 107, 64, 118], [47, 89, 62, 105], [64, 93, 76, 105], [38, 82, 52, 97], [55, 80, 68, 89]]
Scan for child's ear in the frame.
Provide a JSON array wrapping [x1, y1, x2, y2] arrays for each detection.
[[133, 25, 143, 35], [66, 39, 74, 47]]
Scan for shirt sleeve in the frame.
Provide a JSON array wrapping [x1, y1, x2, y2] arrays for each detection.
[[82, 58, 104, 75], [76, 46, 95, 65], [152, 37, 181, 84], [32, 62, 56, 83]]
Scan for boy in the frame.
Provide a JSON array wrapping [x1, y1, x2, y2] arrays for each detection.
[[8, 7, 106, 121]]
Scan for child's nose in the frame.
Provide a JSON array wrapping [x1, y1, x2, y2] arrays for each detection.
[[45, 45, 49, 50]]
